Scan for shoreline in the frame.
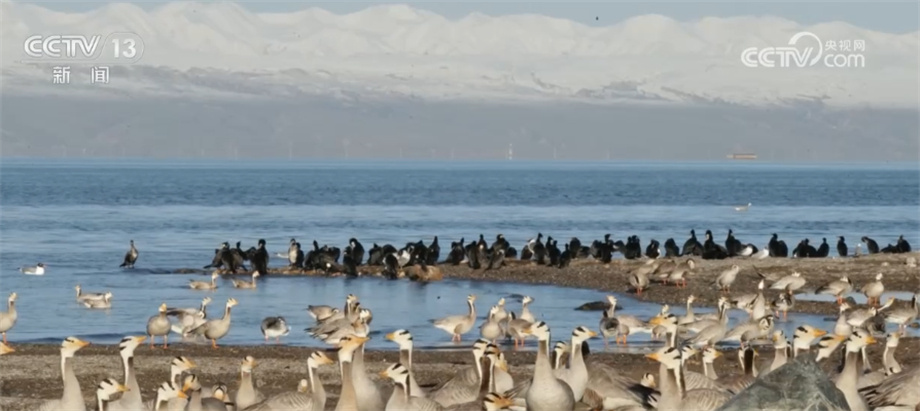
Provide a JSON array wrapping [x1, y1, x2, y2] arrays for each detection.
[[3, 338, 919, 411], [183, 251, 920, 316]]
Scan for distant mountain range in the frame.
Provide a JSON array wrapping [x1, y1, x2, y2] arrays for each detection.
[[2, 2, 917, 107]]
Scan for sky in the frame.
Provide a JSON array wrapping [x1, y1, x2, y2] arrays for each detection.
[[21, 0, 920, 33]]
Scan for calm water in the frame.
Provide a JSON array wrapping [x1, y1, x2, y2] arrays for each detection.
[[0, 159, 917, 349]]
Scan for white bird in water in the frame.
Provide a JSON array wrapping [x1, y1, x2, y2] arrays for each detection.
[[734, 203, 752, 212], [19, 263, 45, 275]]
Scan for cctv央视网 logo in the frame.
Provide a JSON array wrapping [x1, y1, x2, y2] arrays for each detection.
[[741, 31, 866, 68]]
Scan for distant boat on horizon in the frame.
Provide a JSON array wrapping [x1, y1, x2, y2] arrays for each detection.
[[727, 153, 758, 160]]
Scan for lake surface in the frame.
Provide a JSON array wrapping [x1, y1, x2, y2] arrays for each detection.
[[0, 159, 917, 349]]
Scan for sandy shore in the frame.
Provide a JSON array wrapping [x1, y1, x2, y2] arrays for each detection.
[[3, 337, 919, 411]]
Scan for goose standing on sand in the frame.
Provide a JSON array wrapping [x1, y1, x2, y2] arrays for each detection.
[[188, 297, 238, 349], [816, 276, 853, 304], [522, 321, 576, 411], [714, 265, 740, 292], [107, 336, 146, 411], [95, 378, 131, 411], [434, 295, 477, 342], [386, 329, 426, 398], [234, 355, 265, 409], [861, 273, 885, 306], [0, 293, 17, 343], [38, 337, 91, 411], [147, 303, 171, 349], [261, 316, 291, 343], [120, 240, 139, 268], [189, 272, 220, 290], [629, 268, 650, 295], [19, 262, 45, 275], [605, 296, 650, 345]]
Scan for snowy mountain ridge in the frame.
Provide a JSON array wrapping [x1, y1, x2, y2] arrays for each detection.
[[2, 1, 917, 107]]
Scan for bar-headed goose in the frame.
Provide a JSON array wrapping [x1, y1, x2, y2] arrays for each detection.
[[95, 378, 130, 411], [334, 334, 370, 411], [38, 337, 91, 411], [430, 339, 490, 407], [233, 355, 265, 409], [834, 330, 877, 411], [83, 292, 114, 309], [433, 294, 477, 342], [75, 284, 107, 303], [107, 335, 146, 411], [0, 292, 17, 343], [232, 271, 261, 289], [646, 346, 730, 411], [815, 276, 853, 305], [167, 297, 211, 336], [147, 303, 171, 349], [380, 363, 444, 411], [187, 297, 237, 349], [386, 329, 426, 398], [245, 351, 335, 411], [522, 321, 575, 411], [189, 272, 220, 290]]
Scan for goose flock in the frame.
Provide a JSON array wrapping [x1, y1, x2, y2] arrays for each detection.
[[2, 282, 919, 411], [2, 230, 917, 411]]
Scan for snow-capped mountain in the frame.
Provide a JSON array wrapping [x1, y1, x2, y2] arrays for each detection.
[[2, 1, 917, 107]]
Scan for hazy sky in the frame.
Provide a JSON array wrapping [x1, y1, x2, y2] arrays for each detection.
[[24, 0, 920, 33]]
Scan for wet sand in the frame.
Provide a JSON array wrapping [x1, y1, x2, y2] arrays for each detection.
[[2, 337, 919, 411]]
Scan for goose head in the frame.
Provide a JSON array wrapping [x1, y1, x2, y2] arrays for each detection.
[[7, 292, 17, 303], [471, 339, 490, 358], [687, 295, 696, 304], [201, 296, 213, 306], [385, 329, 413, 350], [252, 271, 261, 279], [336, 334, 370, 362], [757, 279, 765, 290], [646, 346, 682, 370], [771, 330, 787, 348], [793, 326, 826, 349], [522, 321, 551, 341], [606, 295, 617, 307], [379, 362, 410, 384], [226, 298, 238, 308], [211, 385, 228, 402], [522, 296, 533, 305], [346, 294, 358, 304], [679, 345, 699, 362], [554, 341, 569, 355], [307, 351, 334, 369], [171, 356, 196, 374], [61, 336, 90, 357], [496, 298, 506, 308], [467, 294, 477, 304], [96, 378, 129, 403], [210, 272, 220, 280], [240, 355, 257, 373], [571, 325, 598, 344], [181, 374, 201, 393], [640, 373, 657, 388], [702, 347, 722, 363], [158, 303, 168, 313], [156, 381, 182, 403], [649, 313, 679, 329], [845, 329, 877, 353], [118, 336, 146, 357], [874, 273, 883, 281]]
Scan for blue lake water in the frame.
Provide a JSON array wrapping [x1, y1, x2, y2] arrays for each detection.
[[0, 159, 917, 349]]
